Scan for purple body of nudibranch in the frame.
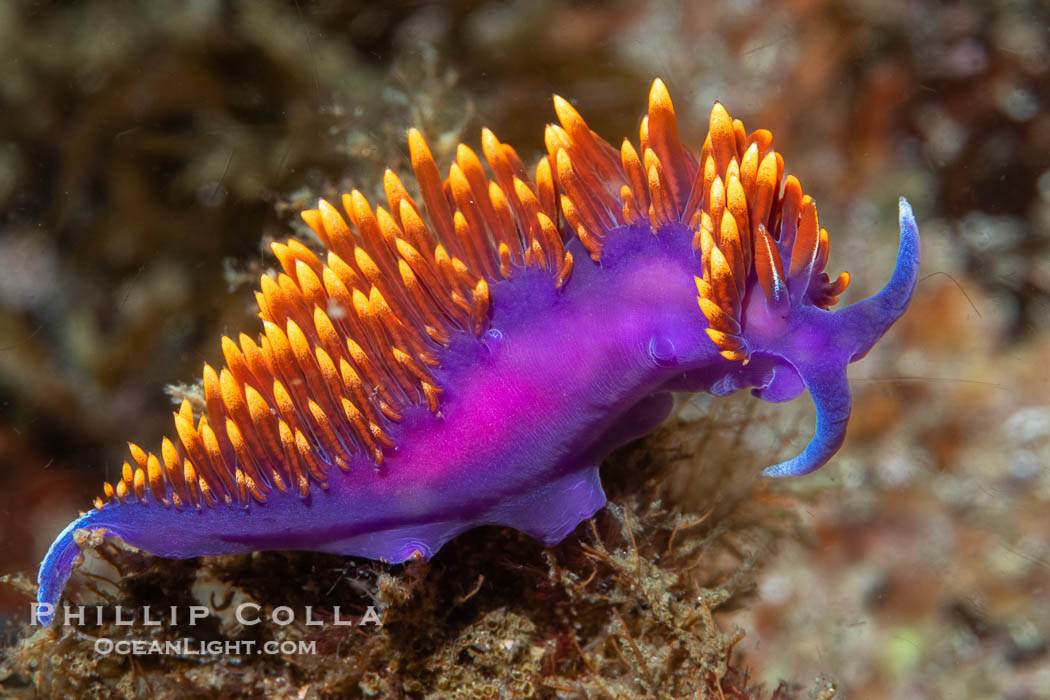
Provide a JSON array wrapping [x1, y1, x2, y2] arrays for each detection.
[[35, 83, 921, 626]]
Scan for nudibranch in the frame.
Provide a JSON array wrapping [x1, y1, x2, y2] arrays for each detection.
[[35, 79, 919, 625]]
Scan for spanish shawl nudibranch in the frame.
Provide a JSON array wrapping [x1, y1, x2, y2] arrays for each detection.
[[35, 79, 919, 625]]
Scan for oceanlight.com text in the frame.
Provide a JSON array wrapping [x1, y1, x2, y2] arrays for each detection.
[[94, 638, 318, 656]]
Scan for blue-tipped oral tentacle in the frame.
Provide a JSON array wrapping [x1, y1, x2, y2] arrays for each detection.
[[760, 363, 852, 477], [834, 197, 922, 362]]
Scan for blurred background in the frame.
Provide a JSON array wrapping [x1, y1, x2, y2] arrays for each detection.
[[0, 0, 1047, 696]]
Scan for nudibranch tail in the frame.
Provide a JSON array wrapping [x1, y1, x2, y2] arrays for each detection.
[[36, 78, 919, 624], [35, 513, 93, 626]]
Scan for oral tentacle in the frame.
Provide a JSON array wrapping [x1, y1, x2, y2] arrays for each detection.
[[760, 364, 852, 477], [834, 197, 922, 362]]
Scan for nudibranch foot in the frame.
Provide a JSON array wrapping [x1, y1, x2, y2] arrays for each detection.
[[487, 466, 607, 547], [35, 79, 919, 625]]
